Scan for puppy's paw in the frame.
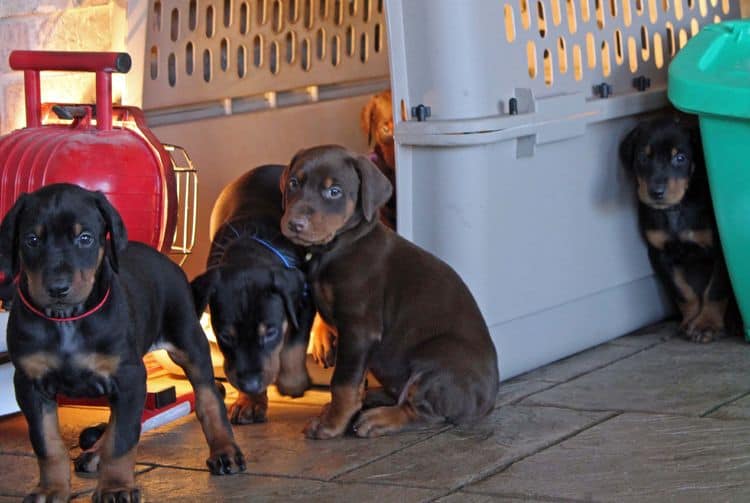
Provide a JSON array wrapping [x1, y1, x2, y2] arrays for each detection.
[[303, 416, 343, 439], [303, 404, 347, 439], [229, 393, 268, 424], [206, 443, 246, 475], [73, 450, 101, 476], [92, 486, 141, 503], [311, 316, 336, 368], [686, 328, 725, 344], [352, 406, 409, 438], [684, 318, 726, 344], [23, 486, 70, 503]]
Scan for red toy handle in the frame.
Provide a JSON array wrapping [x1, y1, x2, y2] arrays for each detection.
[[8, 51, 132, 132]]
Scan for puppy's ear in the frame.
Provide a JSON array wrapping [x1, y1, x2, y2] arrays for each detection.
[[280, 149, 306, 210], [191, 268, 220, 315], [0, 193, 29, 278], [352, 155, 393, 222], [361, 96, 377, 147], [619, 125, 641, 170], [272, 269, 305, 331], [94, 192, 127, 273], [279, 165, 291, 210]]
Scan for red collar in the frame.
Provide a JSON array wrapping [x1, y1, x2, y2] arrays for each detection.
[[17, 286, 111, 322]]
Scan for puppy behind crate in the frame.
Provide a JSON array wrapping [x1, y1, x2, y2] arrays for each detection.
[[360, 89, 396, 229], [1, 184, 245, 502], [280, 145, 499, 439], [619, 115, 737, 343], [191, 165, 315, 425]]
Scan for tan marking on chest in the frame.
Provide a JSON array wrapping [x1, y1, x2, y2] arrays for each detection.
[[72, 353, 121, 377], [679, 229, 714, 248], [18, 352, 61, 379], [645, 230, 670, 250]]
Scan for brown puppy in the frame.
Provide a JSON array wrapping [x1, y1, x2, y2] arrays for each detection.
[[280, 145, 499, 438], [360, 90, 396, 229]]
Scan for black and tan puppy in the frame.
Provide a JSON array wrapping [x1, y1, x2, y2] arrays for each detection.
[[279, 145, 499, 438], [620, 117, 733, 343], [191, 165, 315, 425], [1, 184, 244, 502]]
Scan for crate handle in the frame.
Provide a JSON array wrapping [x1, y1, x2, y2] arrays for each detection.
[[8, 51, 132, 132]]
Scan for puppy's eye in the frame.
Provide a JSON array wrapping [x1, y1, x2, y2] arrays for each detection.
[[323, 186, 343, 200], [673, 153, 688, 165], [637, 151, 649, 164], [217, 330, 236, 347], [265, 326, 280, 340], [288, 177, 299, 190], [76, 232, 95, 248], [24, 234, 40, 248]]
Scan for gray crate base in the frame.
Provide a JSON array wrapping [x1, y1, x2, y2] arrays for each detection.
[[490, 276, 670, 379], [396, 114, 674, 380]]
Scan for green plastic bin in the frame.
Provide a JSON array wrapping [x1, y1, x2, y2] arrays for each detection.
[[669, 20, 750, 341]]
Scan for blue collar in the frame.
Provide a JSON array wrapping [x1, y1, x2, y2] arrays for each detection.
[[250, 235, 295, 270]]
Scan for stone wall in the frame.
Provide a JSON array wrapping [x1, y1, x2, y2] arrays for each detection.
[[0, 0, 129, 134]]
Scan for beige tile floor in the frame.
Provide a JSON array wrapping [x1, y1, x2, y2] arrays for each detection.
[[2, 321, 750, 502]]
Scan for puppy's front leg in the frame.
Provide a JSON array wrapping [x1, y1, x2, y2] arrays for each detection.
[[14, 370, 71, 502], [168, 331, 245, 475], [305, 326, 376, 439], [94, 363, 147, 503]]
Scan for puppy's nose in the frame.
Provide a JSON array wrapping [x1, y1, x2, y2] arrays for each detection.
[[238, 374, 264, 394], [47, 281, 71, 298], [287, 217, 308, 234], [649, 187, 666, 200]]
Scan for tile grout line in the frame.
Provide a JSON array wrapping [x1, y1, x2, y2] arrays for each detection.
[[523, 401, 750, 422], [700, 389, 750, 418], [428, 411, 623, 502], [69, 465, 160, 500], [506, 336, 672, 407], [362, 410, 625, 501], [132, 462, 302, 478], [327, 425, 454, 482], [128, 462, 452, 490], [517, 402, 627, 414], [427, 487, 604, 503]]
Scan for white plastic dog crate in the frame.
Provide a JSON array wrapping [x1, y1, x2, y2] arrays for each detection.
[[385, 0, 740, 379], [137, 0, 741, 381]]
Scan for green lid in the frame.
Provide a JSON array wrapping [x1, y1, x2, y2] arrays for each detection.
[[669, 20, 750, 119]]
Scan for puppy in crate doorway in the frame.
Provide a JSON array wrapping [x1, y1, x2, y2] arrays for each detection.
[[619, 115, 738, 343]]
